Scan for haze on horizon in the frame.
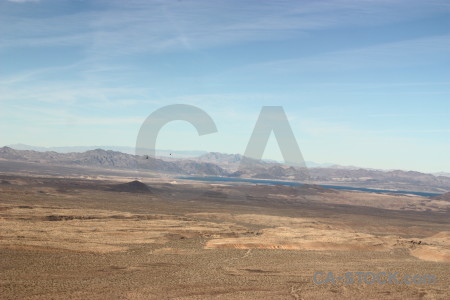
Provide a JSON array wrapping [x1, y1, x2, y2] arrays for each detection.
[[0, 0, 449, 173]]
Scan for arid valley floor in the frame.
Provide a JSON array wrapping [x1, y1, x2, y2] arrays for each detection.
[[1, 170, 449, 299]]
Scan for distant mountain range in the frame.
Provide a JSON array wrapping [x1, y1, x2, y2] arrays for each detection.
[[0, 146, 226, 176], [1, 146, 450, 193], [5, 144, 346, 169], [6, 143, 207, 158]]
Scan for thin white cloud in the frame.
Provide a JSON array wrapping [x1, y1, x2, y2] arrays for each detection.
[[7, 0, 39, 3], [3, 104, 144, 126], [1, 0, 449, 58], [209, 34, 450, 80], [369, 113, 450, 118]]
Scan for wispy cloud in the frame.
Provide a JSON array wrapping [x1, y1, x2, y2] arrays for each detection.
[[369, 113, 450, 118], [214, 34, 450, 78], [7, 0, 39, 3], [2, 0, 449, 58], [3, 104, 144, 126]]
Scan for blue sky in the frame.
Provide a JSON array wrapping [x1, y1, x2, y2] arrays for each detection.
[[0, 0, 449, 172]]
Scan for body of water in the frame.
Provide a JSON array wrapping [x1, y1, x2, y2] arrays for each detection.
[[180, 176, 441, 197]]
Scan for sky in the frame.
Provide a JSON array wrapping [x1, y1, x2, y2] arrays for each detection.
[[0, 0, 449, 173]]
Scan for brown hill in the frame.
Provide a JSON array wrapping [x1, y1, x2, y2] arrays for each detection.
[[431, 192, 450, 201], [109, 180, 151, 193]]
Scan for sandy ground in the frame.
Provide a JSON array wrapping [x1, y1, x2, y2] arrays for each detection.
[[0, 174, 449, 299]]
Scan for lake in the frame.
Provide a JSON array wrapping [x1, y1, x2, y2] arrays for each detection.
[[179, 176, 441, 197]]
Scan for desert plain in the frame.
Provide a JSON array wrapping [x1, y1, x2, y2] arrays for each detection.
[[0, 169, 449, 299]]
